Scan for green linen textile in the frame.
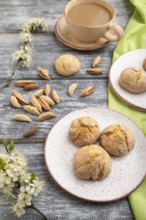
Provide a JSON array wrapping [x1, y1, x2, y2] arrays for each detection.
[[108, 0, 146, 219]]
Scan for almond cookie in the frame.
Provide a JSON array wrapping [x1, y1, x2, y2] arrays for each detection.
[[69, 116, 101, 147], [73, 145, 112, 180], [143, 58, 146, 71], [55, 54, 80, 76], [100, 124, 135, 157], [119, 67, 146, 93]]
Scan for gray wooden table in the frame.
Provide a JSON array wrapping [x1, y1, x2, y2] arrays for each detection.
[[0, 0, 135, 219]]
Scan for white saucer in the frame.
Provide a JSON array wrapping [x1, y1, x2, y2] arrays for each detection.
[[109, 49, 146, 111], [55, 16, 109, 50], [44, 108, 146, 202]]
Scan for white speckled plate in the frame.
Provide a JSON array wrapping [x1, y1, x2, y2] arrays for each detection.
[[109, 49, 146, 111], [44, 108, 146, 202]]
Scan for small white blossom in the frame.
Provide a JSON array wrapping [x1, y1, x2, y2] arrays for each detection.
[[6, 168, 18, 182], [10, 152, 27, 168], [12, 17, 48, 68], [20, 32, 32, 43], [0, 140, 44, 218], [12, 203, 25, 217], [18, 185, 32, 206], [0, 182, 14, 197], [30, 179, 44, 196], [0, 172, 11, 184], [12, 45, 32, 68], [0, 153, 10, 163], [23, 17, 48, 33], [23, 173, 31, 183], [20, 185, 31, 194], [39, 18, 48, 32]]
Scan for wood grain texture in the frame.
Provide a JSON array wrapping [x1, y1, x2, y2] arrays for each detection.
[[0, 0, 133, 33], [0, 33, 115, 80], [0, 143, 134, 220], [0, 0, 135, 219], [0, 79, 108, 142], [0, 0, 133, 80]]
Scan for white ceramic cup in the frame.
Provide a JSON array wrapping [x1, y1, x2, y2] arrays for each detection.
[[64, 0, 124, 43]]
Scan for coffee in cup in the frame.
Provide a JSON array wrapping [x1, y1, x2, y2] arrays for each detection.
[[64, 0, 124, 43]]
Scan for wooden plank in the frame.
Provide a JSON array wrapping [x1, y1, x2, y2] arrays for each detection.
[[0, 0, 134, 81], [0, 1, 135, 219], [0, 79, 108, 142], [0, 0, 133, 32], [0, 143, 134, 220], [0, 33, 114, 80]]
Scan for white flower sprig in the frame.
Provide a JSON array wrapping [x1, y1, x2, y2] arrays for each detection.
[[20, 32, 32, 43], [0, 139, 47, 219], [23, 17, 48, 33], [12, 17, 48, 68], [12, 45, 32, 68]]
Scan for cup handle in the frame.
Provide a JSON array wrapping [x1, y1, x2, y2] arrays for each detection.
[[104, 23, 124, 42]]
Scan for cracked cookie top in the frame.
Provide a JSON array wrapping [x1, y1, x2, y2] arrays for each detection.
[[100, 124, 135, 157], [119, 67, 146, 93], [69, 116, 101, 147], [73, 145, 112, 180]]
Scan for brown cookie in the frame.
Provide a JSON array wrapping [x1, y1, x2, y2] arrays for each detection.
[[100, 124, 135, 157], [73, 145, 112, 180], [55, 54, 80, 76], [143, 58, 146, 71], [69, 116, 101, 147], [119, 67, 146, 93]]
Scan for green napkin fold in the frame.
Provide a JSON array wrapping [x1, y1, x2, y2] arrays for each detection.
[[108, 0, 146, 219]]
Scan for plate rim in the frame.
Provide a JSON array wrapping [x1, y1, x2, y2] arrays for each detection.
[[54, 16, 109, 51], [109, 48, 146, 111], [44, 107, 146, 203]]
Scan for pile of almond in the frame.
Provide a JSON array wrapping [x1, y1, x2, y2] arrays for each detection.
[[10, 55, 103, 137], [11, 82, 60, 121], [10, 67, 60, 137]]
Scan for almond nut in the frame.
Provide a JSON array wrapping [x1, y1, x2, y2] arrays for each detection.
[[12, 114, 31, 122], [31, 95, 42, 112], [38, 99, 51, 111], [23, 125, 38, 138], [91, 56, 101, 68], [68, 83, 78, 97], [24, 83, 39, 91], [80, 85, 95, 97], [38, 111, 56, 121], [44, 84, 51, 96], [37, 66, 50, 80], [10, 96, 21, 108], [15, 80, 34, 87], [12, 90, 29, 105], [34, 89, 44, 97], [39, 95, 55, 106], [23, 105, 40, 116], [87, 68, 104, 75], [52, 90, 60, 104]]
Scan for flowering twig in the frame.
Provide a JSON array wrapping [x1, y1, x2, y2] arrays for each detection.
[[27, 202, 48, 220], [0, 139, 48, 219], [13, 17, 48, 69], [13, 45, 32, 68], [0, 17, 48, 91], [0, 61, 20, 91], [22, 17, 48, 33]]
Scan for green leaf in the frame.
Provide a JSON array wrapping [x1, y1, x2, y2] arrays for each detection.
[[30, 172, 37, 182], [2, 139, 8, 147], [8, 140, 14, 153], [0, 158, 7, 169]]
